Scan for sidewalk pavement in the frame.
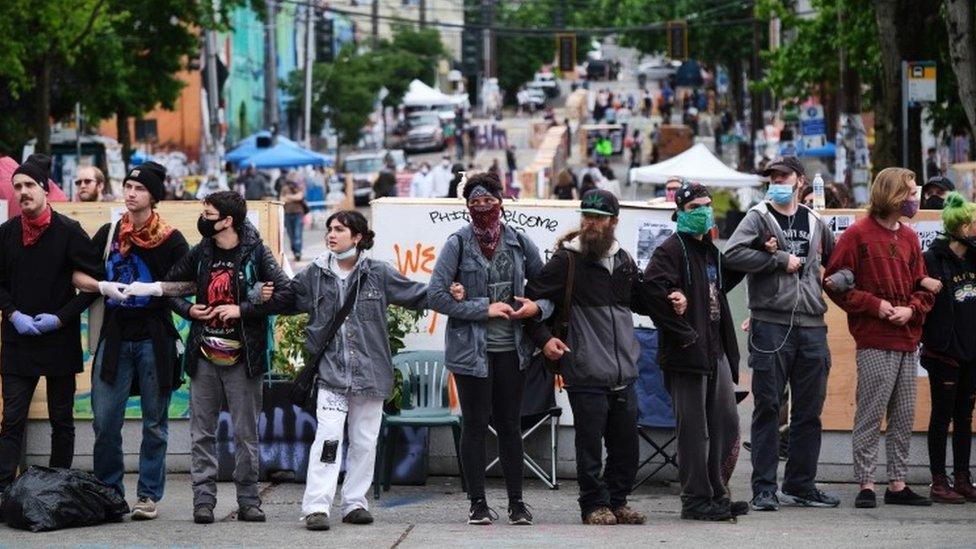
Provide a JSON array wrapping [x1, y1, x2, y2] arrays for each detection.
[[2, 468, 971, 547]]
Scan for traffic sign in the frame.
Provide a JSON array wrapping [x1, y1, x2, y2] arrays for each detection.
[[800, 105, 826, 137], [907, 61, 936, 102]]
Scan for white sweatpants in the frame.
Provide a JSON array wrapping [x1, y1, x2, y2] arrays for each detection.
[[302, 387, 384, 518]]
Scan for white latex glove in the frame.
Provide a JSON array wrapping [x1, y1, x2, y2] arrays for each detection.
[[123, 281, 163, 298], [98, 281, 129, 301]]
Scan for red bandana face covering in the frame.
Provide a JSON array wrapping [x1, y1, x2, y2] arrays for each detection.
[[22, 205, 53, 247], [468, 202, 503, 259]]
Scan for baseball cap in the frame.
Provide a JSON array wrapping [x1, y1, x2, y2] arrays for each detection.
[[761, 156, 806, 178], [922, 175, 954, 194], [579, 189, 619, 217]]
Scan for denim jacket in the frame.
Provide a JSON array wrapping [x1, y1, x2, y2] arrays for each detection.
[[428, 224, 552, 377], [292, 253, 427, 398]]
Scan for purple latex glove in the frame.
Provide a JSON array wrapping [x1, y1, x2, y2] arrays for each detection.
[[10, 311, 40, 336], [33, 313, 61, 334]]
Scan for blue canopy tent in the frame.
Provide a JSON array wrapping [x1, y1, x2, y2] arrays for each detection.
[[225, 131, 301, 164], [779, 141, 837, 158], [241, 143, 333, 169]]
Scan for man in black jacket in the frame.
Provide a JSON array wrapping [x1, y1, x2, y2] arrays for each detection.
[[643, 181, 745, 521], [525, 189, 650, 526], [0, 154, 104, 496], [160, 191, 293, 524]]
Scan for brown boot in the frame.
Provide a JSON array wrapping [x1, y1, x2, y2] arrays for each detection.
[[931, 474, 966, 504], [582, 507, 617, 525], [611, 505, 646, 524], [953, 472, 976, 502]]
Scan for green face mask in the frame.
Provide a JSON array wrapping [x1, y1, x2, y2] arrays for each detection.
[[676, 205, 714, 235]]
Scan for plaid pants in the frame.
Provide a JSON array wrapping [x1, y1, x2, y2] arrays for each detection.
[[852, 349, 918, 484]]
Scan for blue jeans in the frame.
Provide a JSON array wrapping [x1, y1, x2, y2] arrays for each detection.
[[92, 339, 171, 501], [284, 212, 304, 257]]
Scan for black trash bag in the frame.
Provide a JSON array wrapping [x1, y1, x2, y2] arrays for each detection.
[[1, 466, 129, 532]]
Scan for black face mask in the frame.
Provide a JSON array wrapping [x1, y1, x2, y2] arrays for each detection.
[[922, 196, 945, 210], [197, 215, 226, 238]]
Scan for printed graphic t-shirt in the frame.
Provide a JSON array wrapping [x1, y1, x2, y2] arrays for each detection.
[[200, 246, 242, 366], [769, 207, 811, 268]]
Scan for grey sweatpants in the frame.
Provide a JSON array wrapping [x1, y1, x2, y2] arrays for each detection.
[[190, 359, 263, 507], [852, 349, 917, 484], [664, 355, 741, 502]]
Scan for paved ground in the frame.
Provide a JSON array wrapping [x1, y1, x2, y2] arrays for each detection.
[[2, 468, 972, 547]]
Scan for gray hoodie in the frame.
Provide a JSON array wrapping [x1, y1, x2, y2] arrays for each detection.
[[723, 202, 835, 327]]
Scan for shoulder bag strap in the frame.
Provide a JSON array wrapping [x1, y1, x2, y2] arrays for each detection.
[[305, 268, 368, 371], [104, 220, 119, 261], [553, 250, 575, 339]]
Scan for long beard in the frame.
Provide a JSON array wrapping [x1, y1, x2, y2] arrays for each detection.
[[580, 224, 615, 261]]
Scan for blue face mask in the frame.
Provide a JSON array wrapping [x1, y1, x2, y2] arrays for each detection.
[[766, 184, 795, 205], [676, 206, 714, 235], [334, 246, 358, 260]]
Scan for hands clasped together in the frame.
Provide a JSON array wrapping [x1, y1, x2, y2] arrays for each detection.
[[9, 310, 61, 336]]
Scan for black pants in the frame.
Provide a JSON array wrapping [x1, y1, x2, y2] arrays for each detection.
[[567, 385, 639, 518], [923, 357, 975, 477], [0, 374, 76, 488], [455, 351, 524, 502], [748, 321, 829, 495]]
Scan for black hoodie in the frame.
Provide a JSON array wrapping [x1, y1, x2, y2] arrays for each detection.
[[921, 236, 976, 363]]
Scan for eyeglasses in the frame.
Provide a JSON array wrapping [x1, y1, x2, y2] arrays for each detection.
[[74, 178, 96, 186]]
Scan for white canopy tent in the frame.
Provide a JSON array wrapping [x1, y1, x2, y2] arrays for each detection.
[[629, 144, 764, 187], [402, 79, 469, 108]]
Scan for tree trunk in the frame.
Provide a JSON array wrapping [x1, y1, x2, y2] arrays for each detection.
[[116, 109, 131, 164], [944, 0, 976, 144], [729, 57, 744, 121], [33, 57, 53, 155], [872, 0, 901, 171]]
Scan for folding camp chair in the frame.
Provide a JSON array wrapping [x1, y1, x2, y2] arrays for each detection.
[[633, 328, 679, 489]]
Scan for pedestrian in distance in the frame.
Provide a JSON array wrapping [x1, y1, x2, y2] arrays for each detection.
[[824, 167, 939, 509], [525, 189, 650, 526], [643, 181, 747, 521], [74, 165, 114, 202], [428, 173, 551, 526], [291, 210, 431, 531], [279, 170, 307, 262]]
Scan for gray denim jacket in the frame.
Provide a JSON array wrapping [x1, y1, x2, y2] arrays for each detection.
[[292, 253, 427, 398], [428, 224, 552, 378]]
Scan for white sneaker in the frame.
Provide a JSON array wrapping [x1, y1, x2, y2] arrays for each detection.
[[132, 497, 158, 520]]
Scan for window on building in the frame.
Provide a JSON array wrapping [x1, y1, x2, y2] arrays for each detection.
[[135, 119, 158, 142]]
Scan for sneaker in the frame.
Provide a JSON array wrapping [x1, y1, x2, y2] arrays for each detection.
[[750, 490, 779, 511], [468, 499, 497, 525], [305, 512, 330, 531], [779, 488, 840, 508], [131, 496, 158, 520], [953, 472, 976, 502], [193, 504, 215, 524], [884, 486, 932, 506], [237, 504, 267, 521], [680, 499, 733, 521], [931, 474, 966, 504], [854, 489, 876, 508], [343, 508, 374, 524], [582, 506, 617, 525], [610, 505, 646, 524], [507, 500, 533, 525]]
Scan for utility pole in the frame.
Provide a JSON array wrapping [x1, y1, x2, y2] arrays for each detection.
[[205, 23, 222, 173], [371, 0, 379, 48], [419, 0, 426, 28], [304, 0, 314, 148], [482, 0, 494, 79], [264, 0, 279, 132], [749, 12, 762, 170]]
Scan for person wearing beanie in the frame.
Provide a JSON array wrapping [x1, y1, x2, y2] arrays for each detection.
[[643, 181, 747, 521], [0, 154, 104, 499], [919, 192, 976, 503], [525, 188, 651, 526], [428, 172, 551, 526], [72, 160, 190, 520]]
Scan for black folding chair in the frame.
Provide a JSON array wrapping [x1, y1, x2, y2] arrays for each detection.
[[487, 407, 563, 489], [633, 328, 679, 489]]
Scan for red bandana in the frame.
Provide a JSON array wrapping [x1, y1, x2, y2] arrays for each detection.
[[468, 202, 503, 259], [117, 211, 175, 256], [21, 205, 53, 247]]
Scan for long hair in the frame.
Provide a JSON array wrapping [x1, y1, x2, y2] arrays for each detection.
[[867, 167, 915, 219]]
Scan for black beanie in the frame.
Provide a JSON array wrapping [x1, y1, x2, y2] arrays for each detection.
[[12, 154, 52, 191], [125, 161, 167, 202]]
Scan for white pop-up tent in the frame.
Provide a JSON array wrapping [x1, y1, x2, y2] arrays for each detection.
[[402, 79, 468, 108], [629, 143, 764, 187]]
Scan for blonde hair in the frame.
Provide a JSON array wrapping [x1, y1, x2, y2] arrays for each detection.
[[867, 167, 915, 219]]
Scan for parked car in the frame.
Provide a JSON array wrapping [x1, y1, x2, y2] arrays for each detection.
[[586, 59, 618, 81], [342, 149, 406, 206], [404, 111, 446, 153], [530, 72, 561, 98]]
